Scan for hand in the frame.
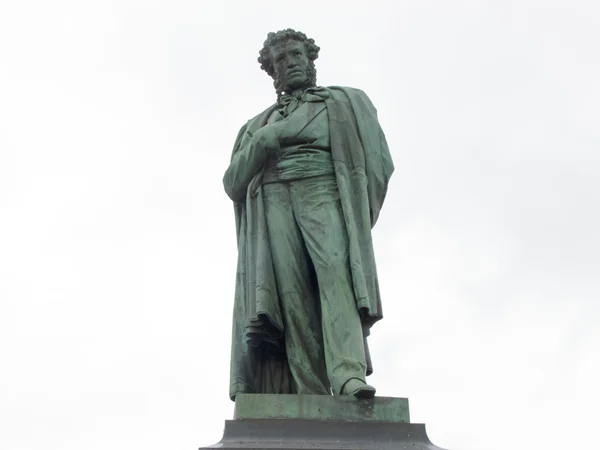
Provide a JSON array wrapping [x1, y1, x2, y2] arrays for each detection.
[[254, 122, 286, 152], [262, 121, 287, 141]]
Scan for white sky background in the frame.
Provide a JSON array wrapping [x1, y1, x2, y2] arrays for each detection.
[[0, 0, 598, 449]]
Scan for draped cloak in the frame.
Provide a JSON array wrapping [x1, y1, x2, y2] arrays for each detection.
[[223, 86, 394, 400]]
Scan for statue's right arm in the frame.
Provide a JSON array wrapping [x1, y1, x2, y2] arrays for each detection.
[[223, 124, 280, 202]]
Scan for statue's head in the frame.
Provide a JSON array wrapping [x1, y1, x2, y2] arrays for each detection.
[[258, 29, 320, 97]]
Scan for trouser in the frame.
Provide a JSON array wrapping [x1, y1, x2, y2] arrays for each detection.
[[262, 175, 367, 395]]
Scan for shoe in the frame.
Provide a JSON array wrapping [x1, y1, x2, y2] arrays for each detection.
[[340, 378, 376, 399]]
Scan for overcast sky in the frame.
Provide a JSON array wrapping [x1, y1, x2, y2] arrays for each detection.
[[1, 1, 598, 449]]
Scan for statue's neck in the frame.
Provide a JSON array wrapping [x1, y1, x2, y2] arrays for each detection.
[[283, 81, 315, 98]]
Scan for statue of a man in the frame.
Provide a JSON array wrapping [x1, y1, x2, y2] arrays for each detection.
[[223, 29, 394, 400]]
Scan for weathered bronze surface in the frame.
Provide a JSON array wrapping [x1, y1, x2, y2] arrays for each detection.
[[234, 394, 410, 423], [208, 28, 453, 450], [223, 29, 394, 401]]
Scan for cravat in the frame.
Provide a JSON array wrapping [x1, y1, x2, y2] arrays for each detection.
[[277, 87, 329, 118]]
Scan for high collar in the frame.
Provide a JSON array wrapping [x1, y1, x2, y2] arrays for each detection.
[[278, 86, 329, 106]]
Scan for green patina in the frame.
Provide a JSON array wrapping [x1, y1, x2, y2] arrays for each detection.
[[224, 29, 394, 401], [234, 394, 410, 423]]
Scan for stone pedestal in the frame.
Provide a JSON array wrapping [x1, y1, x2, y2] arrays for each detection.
[[200, 395, 449, 450]]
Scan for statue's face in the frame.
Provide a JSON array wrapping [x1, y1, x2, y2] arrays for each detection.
[[270, 39, 309, 91]]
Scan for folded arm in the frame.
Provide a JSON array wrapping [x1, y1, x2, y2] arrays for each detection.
[[223, 124, 281, 202]]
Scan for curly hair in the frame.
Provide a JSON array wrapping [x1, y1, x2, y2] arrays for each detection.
[[258, 29, 320, 96]]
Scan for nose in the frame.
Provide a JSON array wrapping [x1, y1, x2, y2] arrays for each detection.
[[286, 57, 296, 68]]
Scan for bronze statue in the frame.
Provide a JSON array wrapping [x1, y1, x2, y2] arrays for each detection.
[[223, 29, 394, 400]]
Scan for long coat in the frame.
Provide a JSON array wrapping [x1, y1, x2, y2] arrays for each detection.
[[223, 86, 394, 400]]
